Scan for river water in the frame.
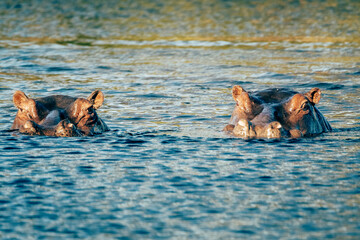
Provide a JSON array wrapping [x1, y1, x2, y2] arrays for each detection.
[[0, 0, 359, 239]]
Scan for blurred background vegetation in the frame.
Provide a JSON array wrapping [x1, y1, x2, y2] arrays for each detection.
[[1, 0, 359, 43]]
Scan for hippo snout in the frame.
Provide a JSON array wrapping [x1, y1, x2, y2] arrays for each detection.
[[233, 119, 256, 138], [263, 121, 282, 139], [233, 120, 282, 139]]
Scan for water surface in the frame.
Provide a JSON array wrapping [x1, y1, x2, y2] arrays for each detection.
[[0, 1, 359, 239]]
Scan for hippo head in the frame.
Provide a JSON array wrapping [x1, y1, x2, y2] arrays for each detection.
[[66, 90, 109, 135], [11, 91, 50, 130], [226, 86, 332, 138]]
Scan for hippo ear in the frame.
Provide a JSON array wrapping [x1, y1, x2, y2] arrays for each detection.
[[87, 90, 104, 109], [232, 85, 246, 101], [306, 88, 321, 104], [232, 85, 252, 113], [13, 91, 30, 110]]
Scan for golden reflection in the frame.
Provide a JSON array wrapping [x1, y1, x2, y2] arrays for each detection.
[[0, 0, 359, 45]]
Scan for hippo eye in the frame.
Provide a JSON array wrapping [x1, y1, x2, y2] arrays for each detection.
[[87, 107, 94, 114], [301, 101, 309, 111]]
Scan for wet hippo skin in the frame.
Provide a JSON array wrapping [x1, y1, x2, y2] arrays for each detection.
[[20, 118, 82, 137], [11, 90, 109, 137], [224, 86, 332, 138]]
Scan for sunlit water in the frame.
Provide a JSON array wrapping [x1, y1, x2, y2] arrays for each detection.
[[0, 1, 360, 239]]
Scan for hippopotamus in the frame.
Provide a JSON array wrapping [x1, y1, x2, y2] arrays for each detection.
[[11, 90, 109, 137], [224, 86, 332, 138]]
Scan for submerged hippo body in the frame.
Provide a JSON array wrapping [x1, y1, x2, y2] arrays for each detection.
[[11, 90, 109, 137], [224, 86, 332, 138]]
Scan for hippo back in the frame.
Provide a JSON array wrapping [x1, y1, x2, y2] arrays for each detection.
[[252, 88, 297, 104], [36, 95, 77, 110]]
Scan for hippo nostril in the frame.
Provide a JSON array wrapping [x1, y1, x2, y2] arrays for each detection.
[[265, 121, 282, 138], [24, 120, 34, 129], [270, 121, 282, 129], [237, 119, 249, 128], [234, 119, 255, 138]]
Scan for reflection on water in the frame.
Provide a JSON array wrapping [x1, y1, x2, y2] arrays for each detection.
[[1, 0, 360, 42], [0, 0, 359, 239]]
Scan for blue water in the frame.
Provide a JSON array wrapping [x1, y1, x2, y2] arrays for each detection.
[[1, 1, 360, 239]]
